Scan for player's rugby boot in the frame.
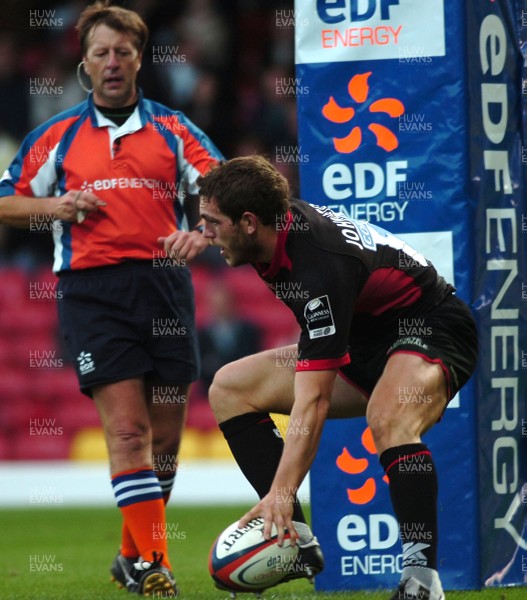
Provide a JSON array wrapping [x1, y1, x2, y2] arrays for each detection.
[[130, 552, 178, 597], [280, 522, 325, 584], [110, 552, 138, 591], [389, 576, 445, 600]]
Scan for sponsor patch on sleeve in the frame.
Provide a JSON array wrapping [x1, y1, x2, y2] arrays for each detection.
[[304, 295, 336, 339]]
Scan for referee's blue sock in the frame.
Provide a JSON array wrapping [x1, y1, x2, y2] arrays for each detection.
[[380, 443, 438, 571], [219, 411, 307, 523]]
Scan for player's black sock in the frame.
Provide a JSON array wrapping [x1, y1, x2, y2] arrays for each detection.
[[219, 412, 307, 523], [379, 443, 438, 570]]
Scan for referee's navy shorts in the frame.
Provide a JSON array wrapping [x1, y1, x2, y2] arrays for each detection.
[[57, 260, 199, 396], [339, 293, 478, 402]]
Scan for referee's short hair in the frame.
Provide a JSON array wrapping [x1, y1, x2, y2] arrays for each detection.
[[198, 155, 290, 226], [76, 1, 149, 56]]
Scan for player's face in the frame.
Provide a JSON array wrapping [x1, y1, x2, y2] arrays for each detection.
[[200, 198, 259, 267], [83, 24, 141, 108]]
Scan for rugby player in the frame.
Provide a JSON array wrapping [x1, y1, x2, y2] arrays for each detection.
[[179, 155, 478, 600]]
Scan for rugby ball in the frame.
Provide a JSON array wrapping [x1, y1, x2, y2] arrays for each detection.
[[209, 517, 299, 592]]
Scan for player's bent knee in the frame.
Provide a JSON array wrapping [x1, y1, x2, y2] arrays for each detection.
[[209, 361, 257, 422], [209, 365, 240, 419]]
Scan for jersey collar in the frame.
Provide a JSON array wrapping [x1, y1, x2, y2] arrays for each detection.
[[255, 210, 293, 278], [88, 89, 146, 134]]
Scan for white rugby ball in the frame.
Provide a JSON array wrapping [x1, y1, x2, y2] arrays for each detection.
[[208, 517, 299, 592]]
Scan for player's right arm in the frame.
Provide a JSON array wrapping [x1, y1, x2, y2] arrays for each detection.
[[0, 191, 105, 228]]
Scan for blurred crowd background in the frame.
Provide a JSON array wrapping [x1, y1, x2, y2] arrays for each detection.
[[0, 0, 300, 461]]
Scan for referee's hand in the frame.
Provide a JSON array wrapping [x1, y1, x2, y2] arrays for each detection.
[[52, 190, 106, 223], [158, 229, 209, 263]]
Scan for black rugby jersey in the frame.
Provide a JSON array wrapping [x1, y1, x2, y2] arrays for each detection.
[[254, 198, 454, 372]]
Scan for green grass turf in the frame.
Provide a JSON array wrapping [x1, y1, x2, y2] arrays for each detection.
[[0, 505, 523, 599]]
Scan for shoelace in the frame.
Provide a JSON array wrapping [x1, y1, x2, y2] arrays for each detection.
[[135, 551, 164, 571], [151, 551, 164, 568]]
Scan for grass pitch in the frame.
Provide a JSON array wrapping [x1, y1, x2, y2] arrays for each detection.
[[0, 505, 523, 600]]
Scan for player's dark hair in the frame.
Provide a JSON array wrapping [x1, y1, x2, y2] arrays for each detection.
[[198, 156, 290, 226], [76, 1, 149, 55]]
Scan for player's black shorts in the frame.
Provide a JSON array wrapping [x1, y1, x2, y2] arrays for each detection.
[[57, 260, 199, 396], [338, 293, 478, 401]]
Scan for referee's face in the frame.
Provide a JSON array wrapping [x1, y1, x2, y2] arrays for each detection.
[[83, 24, 142, 108], [200, 198, 260, 267]]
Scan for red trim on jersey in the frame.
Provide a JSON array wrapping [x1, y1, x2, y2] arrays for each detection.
[[389, 350, 452, 399], [296, 354, 350, 372], [257, 211, 292, 278], [355, 267, 422, 315], [384, 450, 432, 476]]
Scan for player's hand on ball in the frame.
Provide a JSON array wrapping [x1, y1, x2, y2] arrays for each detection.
[[209, 517, 300, 592], [239, 490, 298, 548], [158, 230, 209, 263]]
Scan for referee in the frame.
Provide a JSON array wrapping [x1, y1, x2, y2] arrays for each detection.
[[0, 3, 222, 596]]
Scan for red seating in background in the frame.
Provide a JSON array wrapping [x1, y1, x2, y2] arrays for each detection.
[[33, 368, 84, 405], [0, 268, 29, 308], [11, 432, 73, 461], [2, 398, 47, 431], [0, 368, 32, 402], [186, 398, 218, 432], [0, 432, 11, 460], [193, 264, 299, 347]]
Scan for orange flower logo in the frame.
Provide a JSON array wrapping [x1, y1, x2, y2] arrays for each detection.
[[336, 426, 389, 505], [322, 72, 405, 154]]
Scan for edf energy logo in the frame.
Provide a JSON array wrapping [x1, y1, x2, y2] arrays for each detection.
[[322, 72, 404, 153], [319, 72, 408, 207], [336, 426, 388, 505], [335, 426, 402, 576], [294, 0, 445, 64], [315, 71, 408, 222]]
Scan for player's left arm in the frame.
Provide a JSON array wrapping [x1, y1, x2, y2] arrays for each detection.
[[239, 368, 337, 545]]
